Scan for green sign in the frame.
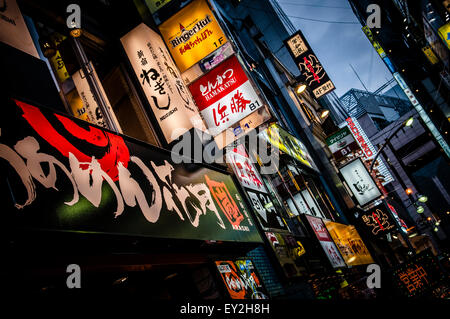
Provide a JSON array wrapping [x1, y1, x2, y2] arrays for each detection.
[[1, 99, 262, 243]]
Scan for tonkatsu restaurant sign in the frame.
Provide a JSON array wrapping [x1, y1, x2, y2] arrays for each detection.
[[188, 55, 263, 135], [0, 99, 262, 243]]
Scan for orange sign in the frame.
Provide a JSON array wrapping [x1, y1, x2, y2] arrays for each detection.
[[324, 221, 374, 267], [158, 0, 228, 73]]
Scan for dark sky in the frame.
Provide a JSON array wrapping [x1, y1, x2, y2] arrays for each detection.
[[277, 0, 394, 97]]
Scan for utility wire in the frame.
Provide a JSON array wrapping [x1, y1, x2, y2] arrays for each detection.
[[277, 1, 351, 10], [287, 15, 360, 24], [243, 4, 360, 25]]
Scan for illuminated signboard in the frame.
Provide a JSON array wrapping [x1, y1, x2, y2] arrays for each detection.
[[345, 117, 394, 185], [259, 123, 319, 172], [159, 0, 228, 73], [284, 30, 335, 99], [339, 157, 382, 207], [421, 46, 439, 65], [1, 98, 262, 243], [188, 55, 264, 136], [121, 23, 205, 143], [305, 215, 346, 268], [71, 61, 122, 131], [324, 221, 374, 267], [227, 144, 287, 231], [437, 22, 450, 50], [362, 26, 386, 58], [215, 260, 268, 299], [265, 232, 306, 278], [392, 250, 445, 298], [358, 202, 397, 238], [325, 127, 360, 162]]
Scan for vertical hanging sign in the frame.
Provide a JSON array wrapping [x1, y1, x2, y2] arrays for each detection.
[[121, 23, 205, 143], [284, 30, 335, 99]]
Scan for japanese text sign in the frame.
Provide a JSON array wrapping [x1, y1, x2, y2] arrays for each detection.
[[121, 23, 204, 143], [324, 221, 374, 267], [339, 157, 382, 207], [215, 260, 268, 299], [325, 127, 360, 162], [358, 202, 397, 238], [159, 0, 228, 73], [392, 250, 445, 298], [226, 144, 287, 231], [305, 215, 346, 268], [259, 123, 318, 171], [284, 30, 335, 99], [189, 55, 263, 136], [1, 98, 262, 243]]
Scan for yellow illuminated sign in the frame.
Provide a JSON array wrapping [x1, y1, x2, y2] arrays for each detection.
[[362, 26, 386, 58], [261, 123, 316, 170], [159, 0, 228, 73], [422, 46, 439, 65], [324, 221, 374, 267], [438, 23, 450, 50]]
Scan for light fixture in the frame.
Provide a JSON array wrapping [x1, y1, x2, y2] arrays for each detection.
[[434, 227, 439, 232], [435, 221, 440, 226], [405, 188, 413, 195], [296, 83, 307, 94], [416, 205, 424, 214], [319, 109, 330, 119], [69, 21, 82, 38], [39, 37, 56, 58], [427, 216, 432, 221], [405, 117, 414, 127], [417, 195, 428, 203]]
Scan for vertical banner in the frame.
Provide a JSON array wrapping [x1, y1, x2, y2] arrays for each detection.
[[121, 23, 205, 143], [305, 215, 346, 268], [284, 30, 335, 99], [159, 0, 228, 73], [345, 117, 394, 185], [0, 0, 39, 58], [188, 55, 264, 136], [226, 144, 287, 231], [71, 62, 122, 132]]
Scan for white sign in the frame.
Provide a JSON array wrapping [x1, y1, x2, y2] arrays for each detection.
[[121, 23, 205, 143], [72, 62, 122, 131], [226, 144, 265, 192], [0, 0, 39, 58], [188, 55, 264, 136], [339, 158, 382, 207], [346, 117, 394, 185]]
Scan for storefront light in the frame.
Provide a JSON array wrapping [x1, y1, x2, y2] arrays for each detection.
[[296, 83, 307, 94], [417, 195, 428, 203], [319, 109, 330, 119]]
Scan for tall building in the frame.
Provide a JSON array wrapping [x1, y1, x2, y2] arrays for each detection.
[[347, 0, 450, 158]]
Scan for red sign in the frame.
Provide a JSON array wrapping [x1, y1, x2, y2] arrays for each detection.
[[306, 215, 332, 242], [188, 55, 263, 135]]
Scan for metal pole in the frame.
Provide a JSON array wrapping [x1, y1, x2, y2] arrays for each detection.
[[369, 122, 405, 173], [71, 37, 119, 132]]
